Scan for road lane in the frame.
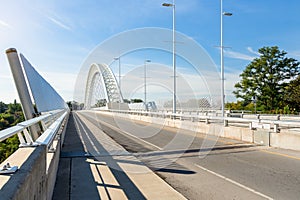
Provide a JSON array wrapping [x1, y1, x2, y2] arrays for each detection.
[[77, 111, 300, 200]]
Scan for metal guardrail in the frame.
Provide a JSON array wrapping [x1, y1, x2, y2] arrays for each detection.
[[109, 109, 300, 132], [0, 109, 69, 148], [36, 111, 68, 147]]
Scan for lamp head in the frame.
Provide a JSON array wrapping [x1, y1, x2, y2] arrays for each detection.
[[162, 3, 173, 7], [223, 12, 233, 16]]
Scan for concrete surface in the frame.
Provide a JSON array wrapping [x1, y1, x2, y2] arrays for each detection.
[[0, 146, 46, 200], [78, 110, 300, 200], [52, 112, 186, 200]]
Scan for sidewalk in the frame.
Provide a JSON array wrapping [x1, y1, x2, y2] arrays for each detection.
[[52, 112, 186, 200]]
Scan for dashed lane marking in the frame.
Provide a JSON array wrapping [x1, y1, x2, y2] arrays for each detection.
[[195, 164, 273, 200]]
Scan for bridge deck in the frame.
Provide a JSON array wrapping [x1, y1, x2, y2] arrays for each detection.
[[52, 112, 184, 200]]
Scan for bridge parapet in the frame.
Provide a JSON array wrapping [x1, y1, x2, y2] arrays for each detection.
[[103, 109, 300, 151], [0, 110, 69, 200], [0, 48, 69, 199]]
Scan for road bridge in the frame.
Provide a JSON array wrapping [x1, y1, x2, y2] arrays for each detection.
[[1, 48, 300, 200], [53, 110, 300, 200]]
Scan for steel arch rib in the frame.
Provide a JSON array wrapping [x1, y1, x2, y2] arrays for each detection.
[[84, 63, 123, 109]]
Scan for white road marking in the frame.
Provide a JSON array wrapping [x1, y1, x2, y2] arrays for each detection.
[[83, 112, 163, 151], [195, 164, 273, 200], [73, 113, 98, 153], [73, 113, 88, 152]]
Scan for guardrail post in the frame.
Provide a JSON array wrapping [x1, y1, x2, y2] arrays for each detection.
[[205, 118, 209, 124], [249, 122, 253, 130], [224, 119, 228, 127], [257, 114, 260, 122], [274, 124, 279, 133]]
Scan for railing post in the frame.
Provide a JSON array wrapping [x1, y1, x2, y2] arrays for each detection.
[[273, 115, 280, 132], [205, 118, 210, 124], [6, 48, 40, 140], [274, 124, 279, 133], [224, 119, 228, 127]]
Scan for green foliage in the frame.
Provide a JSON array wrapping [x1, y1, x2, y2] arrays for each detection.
[[233, 46, 300, 111], [0, 118, 9, 130], [226, 101, 244, 111], [7, 99, 22, 114], [0, 135, 19, 163], [1, 113, 14, 124], [0, 102, 7, 113], [283, 105, 290, 114], [0, 100, 23, 163], [95, 99, 107, 107], [131, 99, 143, 103], [283, 75, 300, 111]]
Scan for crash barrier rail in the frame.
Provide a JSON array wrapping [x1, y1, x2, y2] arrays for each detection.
[[109, 109, 300, 132]]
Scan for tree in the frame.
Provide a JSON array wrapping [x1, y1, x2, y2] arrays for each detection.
[[0, 102, 7, 113], [131, 99, 143, 103], [284, 75, 300, 111], [7, 100, 22, 114], [0, 100, 23, 163], [95, 99, 107, 107], [233, 46, 300, 111]]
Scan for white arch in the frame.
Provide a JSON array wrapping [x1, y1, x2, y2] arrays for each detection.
[[84, 63, 123, 109]]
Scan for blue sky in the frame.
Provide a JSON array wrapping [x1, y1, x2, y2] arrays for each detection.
[[1, 0, 300, 103]]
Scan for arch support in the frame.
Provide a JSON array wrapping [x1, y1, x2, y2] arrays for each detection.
[[84, 63, 124, 109]]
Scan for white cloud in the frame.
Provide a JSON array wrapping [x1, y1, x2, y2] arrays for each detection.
[[0, 20, 11, 28], [224, 49, 256, 61], [46, 16, 72, 31], [247, 47, 260, 56]]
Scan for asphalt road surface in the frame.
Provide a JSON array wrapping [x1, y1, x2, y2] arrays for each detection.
[[76, 111, 300, 200]]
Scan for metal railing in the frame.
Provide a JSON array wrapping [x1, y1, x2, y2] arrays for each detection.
[[0, 109, 69, 148], [108, 109, 300, 132]]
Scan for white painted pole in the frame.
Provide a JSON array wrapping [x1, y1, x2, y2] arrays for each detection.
[[172, 0, 176, 115], [220, 0, 225, 118], [162, 0, 176, 114], [144, 60, 151, 111], [6, 48, 40, 140], [220, 0, 232, 118]]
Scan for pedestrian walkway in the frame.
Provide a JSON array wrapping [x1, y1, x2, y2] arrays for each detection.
[[52, 112, 185, 200]]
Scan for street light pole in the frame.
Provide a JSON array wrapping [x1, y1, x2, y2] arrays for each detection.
[[114, 57, 121, 100], [220, 0, 232, 117], [144, 60, 151, 111], [162, 0, 176, 114]]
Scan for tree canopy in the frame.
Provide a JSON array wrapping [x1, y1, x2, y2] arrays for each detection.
[[0, 100, 23, 163], [233, 46, 300, 111], [284, 75, 300, 111]]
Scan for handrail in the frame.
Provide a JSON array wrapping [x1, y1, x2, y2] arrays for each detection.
[[0, 109, 68, 145], [36, 111, 68, 147], [108, 109, 300, 129]]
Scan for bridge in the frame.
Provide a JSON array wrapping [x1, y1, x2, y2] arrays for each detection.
[[1, 48, 300, 200]]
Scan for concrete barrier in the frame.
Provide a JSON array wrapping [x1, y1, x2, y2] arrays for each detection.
[[270, 132, 300, 151], [254, 130, 270, 146], [46, 140, 61, 200], [102, 111, 300, 152], [224, 127, 242, 140], [0, 146, 47, 200]]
